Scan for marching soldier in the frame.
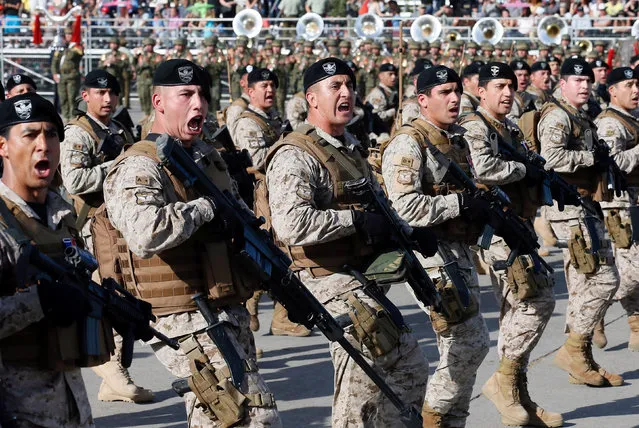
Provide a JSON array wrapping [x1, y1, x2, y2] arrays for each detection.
[[231, 68, 311, 337], [481, 43, 494, 62], [263, 57, 430, 427], [538, 57, 622, 388], [382, 65, 491, 427], [0, 92, 94, 427], [592, 67, 639, 352], [135, 38, 162, 118], [5, 73, 37, 98], [119, 37, 133, 109], [526, 61, 552, 111], [460, 62, 561, 427], [99, 38, 128, 107], [591, 58, 610, 111], [508, 59, 532, 121], [198, 36, 225, 113], [429, 41, 442, 64], [59, 70, 151, 403], [549, 55, 562, 89], [338, 40, 351, 61], [225, 66, 253, 132], [514, 41, 529, 62], [285, 91, 308, 130], [268, 40, 290, 115], [100, 59, 282, 427], [538, 44, 550, 62], [51, 27, 84, 121], [460, 61, 483, 115], [365, 63, 399, 141], [401, 58, 433, 125], [230, 38, 255, 100], [165, 37, 193, 61]]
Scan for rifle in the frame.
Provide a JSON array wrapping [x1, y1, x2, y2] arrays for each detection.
[[18, 243, 180, 368], [155, 135, 423, 428], [584, 129, 628, 199]]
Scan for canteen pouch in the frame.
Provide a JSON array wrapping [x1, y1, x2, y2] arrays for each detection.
[[604, 210, 632, 249], [568, 224, 598, 274], [506, 255, 551, 300], [346, 292, 401, 357]]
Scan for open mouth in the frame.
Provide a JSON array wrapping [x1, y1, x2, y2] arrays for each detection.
[[187, 115, 203, 133], [337, 102, 350, 112], [34, 159, 51, 178]]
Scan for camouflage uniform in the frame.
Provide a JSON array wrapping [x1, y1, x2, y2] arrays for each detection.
[[103, 138, 281, 427], [365, 83, 398, 140], [165, 38, 193, 61], [0, 181, 94, 427], [463, 107, 556, 362], [266, 125, 429, 427], [198, 38, 225, 113], [595, 104, 639, 319], [525, 84, 551, 112], [261, 42, 290, 115], [225, 93, 251, 132], [285, 92, 308, 130], [230, 45, 255, 100], [460, 92, 480, 116], [538, 97, 620, 336], [230, 104, 282, 170], [135, 40, 162, 117], [382, 117, 490, 427], [401, 97, 420, 125], [51, 34, 83, 121], [98, 39, 129, 107]]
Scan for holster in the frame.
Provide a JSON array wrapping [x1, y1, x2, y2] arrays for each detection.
[[568, 224, 599, 274], [430, 276, 479, 335], [604, 210, 633, 249], [506, 255, 552, 300], [179, 335, 274, 427], [346, 292, 401, 358]]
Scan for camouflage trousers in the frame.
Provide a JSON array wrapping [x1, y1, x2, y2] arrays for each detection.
[[138, 79, 153, 116], [150, 307, 281, 428], [58, 76, 81, 121], [549, 217, 620, 335], [323, 288, 428, 428], [482, 240, 556, 362]]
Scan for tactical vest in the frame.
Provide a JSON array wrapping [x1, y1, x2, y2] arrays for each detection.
[[237, 109, 280, 151], [597, 107, 639, 187], [92, 138, 257, 317], [388, 118, 484, 243], [66, 115, 134, 229], [541, 99, 611, 201], [461, 111, 542, 218], [0, 196, 113, 370], [255, 125, 375, 278]]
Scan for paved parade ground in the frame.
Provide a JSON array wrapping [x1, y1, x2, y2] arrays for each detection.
[[83, 244, 639, 428]]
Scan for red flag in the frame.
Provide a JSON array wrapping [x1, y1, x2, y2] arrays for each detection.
[[607, 46, 615, 69], [359, 0, 369, 15], [71, 14, 82, 45], [33, 14, 43, 45]]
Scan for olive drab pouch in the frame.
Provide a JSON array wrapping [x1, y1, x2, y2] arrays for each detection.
[[568, 224, 598, 274], [346, 292, 401, 357], [363, 250, 406, 285], [604, 210, 633, 249], [506, 255, 551, 300]]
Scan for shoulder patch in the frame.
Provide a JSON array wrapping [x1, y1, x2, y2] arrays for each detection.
[[296, 184, 313, 201]]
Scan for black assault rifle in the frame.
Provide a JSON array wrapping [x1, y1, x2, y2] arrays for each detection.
[[155, 135, 423, 428]]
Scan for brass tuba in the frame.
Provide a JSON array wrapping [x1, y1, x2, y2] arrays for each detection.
[[409, 15, 442, 43], [577, 39, 593, 55], [296, 12, 324, 41], [471, 18, 504, 45], [537, 16, 568, 46], [354, 13, 384, 39], [445, 31, 461, 42], [632, 20, 639, 39], [232, 9, 263, 39]]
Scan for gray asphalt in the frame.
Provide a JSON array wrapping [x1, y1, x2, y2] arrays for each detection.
[[82, 101, 639, 428]]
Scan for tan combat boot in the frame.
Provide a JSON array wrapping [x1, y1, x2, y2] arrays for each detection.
[[245, 290, 263, 332], [482, 357, 530, 426], [565, 333, 623, 387], [421, 403, 443, 428], [628, 315, 639, 352], [592, 319, 607, 349], [554, 332, 605, 386], [270, 302, 311, 336], [518, 370, 563, 427], [93, 360, 154, 403]]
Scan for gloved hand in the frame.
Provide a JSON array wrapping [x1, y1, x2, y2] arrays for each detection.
[[352, 211, 392, 243], [524, 164, 544, 185], [37, 278, 91, 327], [458, 193, 492, 224], [592, 145, 612, 171], [410, 227, 438, 257]]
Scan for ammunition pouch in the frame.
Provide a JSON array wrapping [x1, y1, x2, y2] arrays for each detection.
[[346, 292, 401, 358], [179, 335, 274, 428], [567, 224, 613, 274], [506, 255, 552, 300], [430, 275, 479, 334], [604, 210, 633, 249]]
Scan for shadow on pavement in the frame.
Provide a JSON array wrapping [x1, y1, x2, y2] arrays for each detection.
[[95, 400, 186, 427], [280, 406, 332, 426], [561, 394, 639, 420]]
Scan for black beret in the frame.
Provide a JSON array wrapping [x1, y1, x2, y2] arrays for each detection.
[[479, 62, 517, 86], [462, 61, 485, 77], [510, 60, 531, 72], [410, 58, 433, 76], [83, 69, 120, 95], [379, 63, 398, 73], [417, 65, 462, 93], [6, 74, 37, 92], [0, 93, 64, 141], [303, 57, 356, 93], [153, 59, 211, 102], [248, 68, 279, 88], [607, 67, 636, 87], [591, 58, 608, 70], [531, 61, 551, 72], [547, 56, 561, 64], [560, 57, 594, 81]]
